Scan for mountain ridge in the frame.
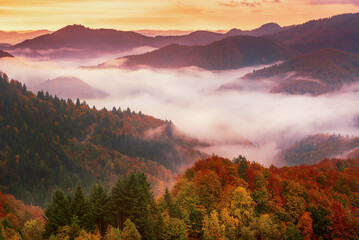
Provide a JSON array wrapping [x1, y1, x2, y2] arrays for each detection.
[[112, 35, 298, 70], [243, 48, 359, 95]]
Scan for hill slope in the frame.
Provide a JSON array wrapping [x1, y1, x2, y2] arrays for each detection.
[[244, 48, 359, 95], [30, 76, 107, 100], [0, 73, 204, 205], [272, 13, 359, 53], [119, 36, 298, 70], [276, 133, 359, 166], [0, 50, 13, 58]]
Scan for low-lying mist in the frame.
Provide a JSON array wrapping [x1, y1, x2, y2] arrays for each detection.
[[1, 56, 359, 165]]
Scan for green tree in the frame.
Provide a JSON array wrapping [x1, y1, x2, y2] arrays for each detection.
[[285, 225, 302, 240], [105, 226, 121, 240], [163, 188, 181, 219], [162, 218, 187, 240], [251, 172, 270, 214], [45, 188, 72, 237], [121, 219, 141, 240], [87, 183, 109, 235], [71, 183, 88, 227], [175, 180, 204, 238], [308, 205, 331, 239]]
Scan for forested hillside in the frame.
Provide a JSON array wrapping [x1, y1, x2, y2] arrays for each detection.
[[4, 156, 357, 239], [244, 48, 359, 95], [276, 133, 359, 166], [0, 72, 204, 206]]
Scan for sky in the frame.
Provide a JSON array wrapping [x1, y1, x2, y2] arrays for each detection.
[[0, 0, 358, 31]]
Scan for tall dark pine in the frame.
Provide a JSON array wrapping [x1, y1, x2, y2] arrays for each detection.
[[44, 188, 72, 237], [86, 183, 109, 235], [110, 173, 155, 240], [163, 187, 181, 219], [71, 183, 88, 227]]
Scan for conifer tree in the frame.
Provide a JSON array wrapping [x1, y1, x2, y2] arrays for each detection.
[[71, 183, 88, 227], [87, 183, 109, 235], [44, 188, 72, 237], [163, 187, 181, 219]]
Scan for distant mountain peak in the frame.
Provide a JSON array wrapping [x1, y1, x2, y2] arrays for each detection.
[[260, 22, 281, 28], [55, 24, 91, 33]]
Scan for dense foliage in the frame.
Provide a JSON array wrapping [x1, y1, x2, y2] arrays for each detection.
[[166, 156, 359, 239], [4, 156, 358, 239], [0, 73, 203, 206], [0, 191, 43, 240], [277, 133, 359, 166]]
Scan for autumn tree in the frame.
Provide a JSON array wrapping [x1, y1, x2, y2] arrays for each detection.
[[121, 219, 141, 240], [202, 210, 225, 240], [220, 208, 238, 240], [296, 212, 313, 240], [104, 226, 121, 240], [22, 219, 45, 240], [230, 186, 256, 225], [194, 170, 221, 212]]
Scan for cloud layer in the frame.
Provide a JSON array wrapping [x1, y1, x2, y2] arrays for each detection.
[[1, 57, 359, 166]]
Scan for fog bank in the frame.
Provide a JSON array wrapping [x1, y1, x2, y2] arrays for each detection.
[[1, 57, 359, 165]]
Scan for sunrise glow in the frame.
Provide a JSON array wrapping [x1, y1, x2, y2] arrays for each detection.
[[0, 0, 358, 31]]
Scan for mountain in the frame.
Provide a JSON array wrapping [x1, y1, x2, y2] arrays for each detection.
[[117, 36, 298, 70], [0, 50, 13, 58], [226, 23, 285, 37], [30, 76, 107, 100], [0, 29, 51, 44], [243, 48, 359, 95], [0, 72, 204, 206], [9, 23, 287, 60], [135, 29, 194, 37], [10, 25, 154, 59], [272, 13, 359, 54], [276, 133, 359, 166], [152, 23, 286, 47]]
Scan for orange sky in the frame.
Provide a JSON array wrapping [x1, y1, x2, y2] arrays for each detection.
[[0, 0, 358, 31]]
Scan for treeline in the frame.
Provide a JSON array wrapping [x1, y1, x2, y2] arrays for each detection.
[[277, 133, 359, 166], [0, 72, 202, 205], [44, 172, 161, 240], [1, 157, 358, 239]]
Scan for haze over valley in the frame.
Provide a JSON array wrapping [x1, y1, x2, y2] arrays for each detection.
[[1, 6, 359, 239], [2, 14, 359, 165]]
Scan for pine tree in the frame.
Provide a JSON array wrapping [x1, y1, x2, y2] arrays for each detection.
[[44, 188, 72, 237], [87, 183, 109, 235], [71, 183, 88, 227], [163, 187, 181, 219]]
